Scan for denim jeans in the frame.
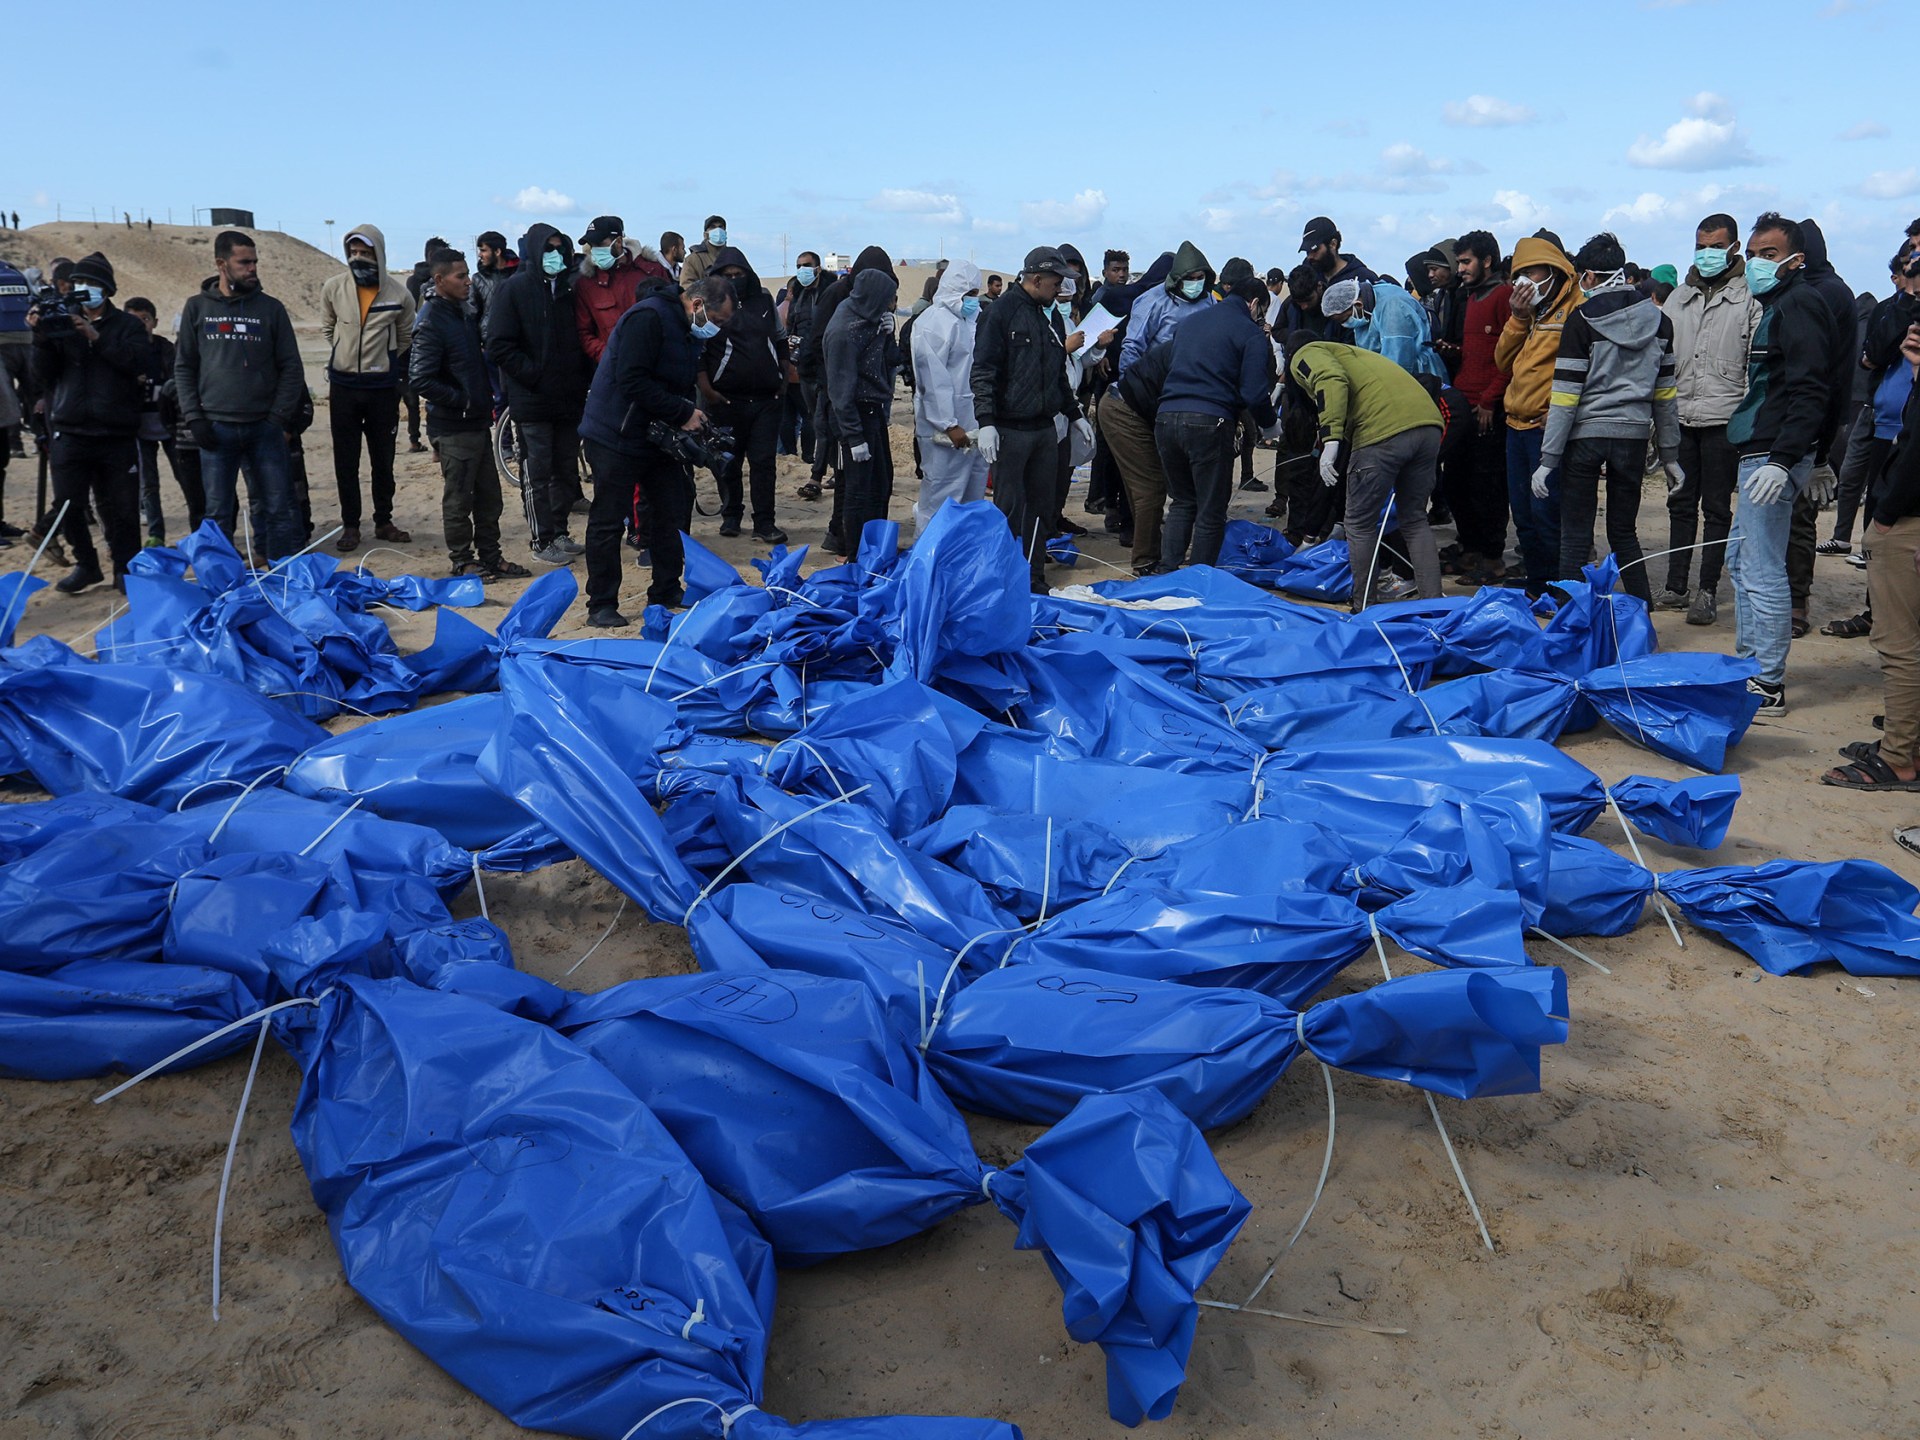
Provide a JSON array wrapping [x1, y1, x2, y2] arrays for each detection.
[[1503, 424, 1558, 583], [1155, 410, 1235, 569], [200, 418, 300, 558], [1728, 453, 1812, 686]]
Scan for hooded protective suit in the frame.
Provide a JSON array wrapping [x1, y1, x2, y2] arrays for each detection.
[[912, 260, 989, 534]]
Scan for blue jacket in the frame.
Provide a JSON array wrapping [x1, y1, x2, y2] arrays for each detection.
[[1344, 281, 1448, 381], [0, 262, 30, 338], [579, 289, 700, 460], [1155, 300, 1277, 426], [1119, 284, 1214, 377]]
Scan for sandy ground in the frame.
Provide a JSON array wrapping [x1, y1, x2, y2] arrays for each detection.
[[4, 292, 1920, 1440]]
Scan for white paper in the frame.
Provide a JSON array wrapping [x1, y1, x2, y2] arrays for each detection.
[[1069, 304, 1120, 350]]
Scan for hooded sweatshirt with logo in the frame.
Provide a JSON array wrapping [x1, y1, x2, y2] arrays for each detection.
[[319, 223, 416, 389], [174, 274, 305, 430], [483, 222, 591, 423], [700, 246, 788, 398], [823, 269, 900, 444], [912, 259, 983, 438], [1494, 235, 1580, 431], [1119, 240, 1216, 377], [1538, 287, 1680, 469]]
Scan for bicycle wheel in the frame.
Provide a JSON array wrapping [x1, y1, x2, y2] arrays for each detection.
[[492, 410, 525, 491]]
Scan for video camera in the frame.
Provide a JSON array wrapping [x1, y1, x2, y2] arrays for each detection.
[[31, 285, 74, 333], [647, 418, 736, 477]]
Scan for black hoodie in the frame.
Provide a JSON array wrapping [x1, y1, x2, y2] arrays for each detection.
[[701, 245, 787, 398], [822, 269, 900, 442], [797, 246, 892, 384], [1798, 219, 1860, 459], [174, 273, 305, 430], [483, 222, 590, 422]]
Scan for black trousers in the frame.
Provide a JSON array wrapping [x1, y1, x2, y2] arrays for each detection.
[[328, 384, 399, 528], [1559, 435, 1651, 603], [584, 438, 694, 611], [718, 392, 780, 529], [839, 402, 894, 553], [50, 432, 140, 580], [1664, 423, 1736, 595], [519, 417, 580, 548], [1455, 409, 1510, 561]]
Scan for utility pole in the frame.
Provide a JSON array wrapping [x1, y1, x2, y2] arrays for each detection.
[[325, 220, 335, 254], [780, 232, 788, 271]]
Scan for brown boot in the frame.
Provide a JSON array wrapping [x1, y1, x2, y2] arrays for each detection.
[[375, 521, 412, 543]]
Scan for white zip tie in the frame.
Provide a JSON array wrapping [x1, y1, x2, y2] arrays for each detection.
[[211, 1015, 270, 1320], [298, 797, 364, 855], [1240, 1014, 1339, 1310], [1197, 1298, 1407, 1336], [266, 691, 383, 719], [1034, 818, 1053, 928], [1368, 912, 1394, 981], [353, 545, 420, 577], [471, 853, 490, 920], [1600, 592, 1652, 749], [205, 765, 291, 842], [1369, 620, 1442, 735], [681, 786, 871, 927], [93, 994, 326, 1104], [666, 660, 780, 704], [642, 598, 707, 694], [1100, 853, 1142, 897], [678, 1297, 706, 1339], [619, 1399, 760, 1440], [174, 776, 249, 811], [1528, 925, 1611, 974], [564, 896, 629, 977], [1425, 1091, 1495, 1252], [919, 923, 1030, 1051], [1603, 787, 1685, 950], [761, 737, 849, 800], [1242, 751, 1270, 821], [1134, 616, 1201, 660], [980, 1168, 998, 1201], [0, 498, 72, 640]]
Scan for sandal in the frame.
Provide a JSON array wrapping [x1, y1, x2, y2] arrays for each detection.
[[1840, 740, 1880, 763], [1790, 613, 1811, 639], [1815, 538, 1851, 556], [1820, 612, 1872, 638], [1821, 752, 1920, 791], [796, 483, 822, 502]]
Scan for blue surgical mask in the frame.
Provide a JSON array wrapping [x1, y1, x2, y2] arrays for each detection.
[[796, 266, 816, 286], [691, 306, 721, 340], [590, 245, 617, 271], [541, 250, 566, 277], [1746, 253, 1798, 295], [1693, 246, 1732, 279], [960, 295, 980, 318], [79, 285, 105, 309], [707, 227, 727, 246], [1181, 278, 1205, 301], [1343, 314, 1367, 331]]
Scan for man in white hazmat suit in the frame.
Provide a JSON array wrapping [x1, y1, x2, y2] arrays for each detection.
[[911, 258, 987, 535]]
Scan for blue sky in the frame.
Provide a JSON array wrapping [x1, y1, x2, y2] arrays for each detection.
[[7, 0, 1914, 290]]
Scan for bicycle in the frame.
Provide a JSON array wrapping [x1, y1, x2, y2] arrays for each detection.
[[491, 406, 595, 492]]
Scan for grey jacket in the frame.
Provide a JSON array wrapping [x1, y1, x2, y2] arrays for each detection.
[[1541, 288, 1680, 467], [1663, 267, 1759, 428]]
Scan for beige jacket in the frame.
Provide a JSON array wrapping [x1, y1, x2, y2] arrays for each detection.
[[319, 221, 416, 386], [1663, 266, 1760, 428]]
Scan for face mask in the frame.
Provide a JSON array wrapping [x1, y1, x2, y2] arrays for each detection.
[[796, 267, 816, 287], [960, 295, 980, 318], [691, 307, 721, 340], [590, 246, 617, 271], [707, 227, 727, 246], [1180, 278, 1205, 301], [1747, 254, 1799, 295], [1693, 246, 1732, 279], [348, 259, 379, 287], [1343, 313, 1367, 331], [78, 285, 105, 309]]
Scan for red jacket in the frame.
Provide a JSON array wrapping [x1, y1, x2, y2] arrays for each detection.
[[576, 253, 671, 363], [1455, 281, 1513, 409]]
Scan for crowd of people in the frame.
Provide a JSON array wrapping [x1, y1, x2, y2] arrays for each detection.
[[2, 203, 1919, 794]]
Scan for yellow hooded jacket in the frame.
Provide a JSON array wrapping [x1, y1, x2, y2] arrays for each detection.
[[1494, 236, 1579, 431]]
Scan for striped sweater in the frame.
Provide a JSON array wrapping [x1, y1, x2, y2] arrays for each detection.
[[1539, 288, 1679, 468]]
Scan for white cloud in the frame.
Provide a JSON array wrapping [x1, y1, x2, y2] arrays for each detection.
[[1839, 120, 1890, 141], [1603, 192, 1677, 226], [1821, 0, 1880, 14], [1442, 95, 1537, 128], [1020, 189, 1108, 232], [1627, 93, 1761, 170], [1857, 168, 1920, 200], [502, 185, 579, 215], [1319, 118, 1368, 138], [970, 217, 1019, 235], [868, 189, 965, 226], [1494, 190, 1549, 229], [1200, 207, 1237, 234]]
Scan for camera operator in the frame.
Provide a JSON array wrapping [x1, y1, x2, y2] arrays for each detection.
[[27, 252, 152, 592], [578, 275, 737, 627]]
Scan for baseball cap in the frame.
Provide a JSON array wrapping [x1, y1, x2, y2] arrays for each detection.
[[1298, 216, 1338, 253], [1022, 245, 1074, 278], [579, 215, 626, 245]]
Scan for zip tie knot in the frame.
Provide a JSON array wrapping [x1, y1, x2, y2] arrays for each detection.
[[680, 1297, 706, 1340]]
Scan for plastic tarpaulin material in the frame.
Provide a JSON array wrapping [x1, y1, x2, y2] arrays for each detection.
[[1659, 859, 1920, 976], [0, 959, 257, 1080]]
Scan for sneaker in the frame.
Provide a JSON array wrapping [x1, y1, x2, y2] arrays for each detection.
[[1686, 588, 1718, 626], [407, 440, 427, 454], [1375, 574, 1418, 601], [1058, 516, 1089, 537], [481, 558, 532, 580], [142, 534, 166, 549], [1847, 551, 1868, 570], [1815, 538, 1850, 556], [632, 548, 652, 567], [648, 588, 685, 610], [1653, 588, 1690, 611], [1747, 677, 1786, 717], [718, 518, 742, 538], [556, 534, 585, 555], [1239, 477, 1269, 493], [586, 606, 629, 628], [54, 564, 104, 594], [752, 525, 789, 545], [531, 541, 575, 566], [0, 520, 24, 538]]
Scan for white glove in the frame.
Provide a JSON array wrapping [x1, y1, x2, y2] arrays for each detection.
[[849, 442, 871, 464], [1531, 463, 1554, 500], [1258, 420, 1284, 442], [1745, 462, 1792, 506], [1072, 417, 1094, 451], [1318, 441, 1341, 488], [1663, 460, 1687, 495], [1808, 463, 1838, 506], [1052, 413, 1068, 442], [977, 426, 1000, 464]]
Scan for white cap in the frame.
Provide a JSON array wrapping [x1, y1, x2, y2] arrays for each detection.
[[1320, 278, 1362, 317]]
